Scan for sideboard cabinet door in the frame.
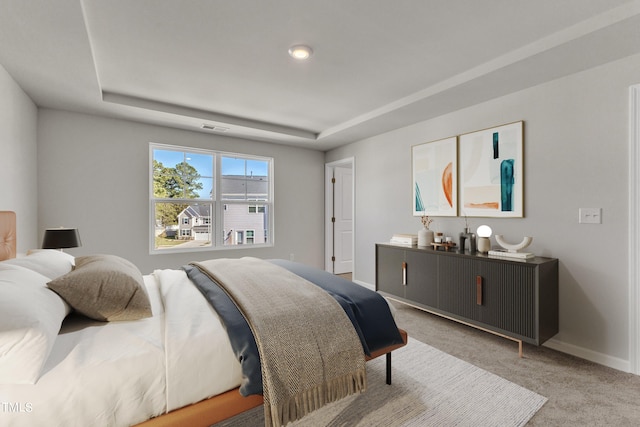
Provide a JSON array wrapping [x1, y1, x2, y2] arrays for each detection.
[[375, 245, 438, 308], [438, 255, 480, 321], [405, 250, 438, 308], [478, 261, 537, 342], [376, 245, 405, 298]]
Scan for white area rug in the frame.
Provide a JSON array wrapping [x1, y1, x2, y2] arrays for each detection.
[[214, 337, 547, 426]]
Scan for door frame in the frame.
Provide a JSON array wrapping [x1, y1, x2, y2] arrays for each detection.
[[629, 84, 640, 375], [325, 157, 355, 274]]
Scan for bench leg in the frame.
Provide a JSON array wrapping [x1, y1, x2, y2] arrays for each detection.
[[386, 352, 392, 385]]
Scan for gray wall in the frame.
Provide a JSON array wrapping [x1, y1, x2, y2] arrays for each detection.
[[0, 64, 38, 252], [327, 53, 640, 369], [37, 110, 325, 274]]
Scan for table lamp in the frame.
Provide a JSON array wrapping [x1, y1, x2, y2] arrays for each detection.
[[42, 227, 82, 251], [476, 225, 492, 253]]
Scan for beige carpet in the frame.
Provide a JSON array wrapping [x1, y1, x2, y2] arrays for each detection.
[[392, 302, 640, 425], [213, 337, 547, 426]]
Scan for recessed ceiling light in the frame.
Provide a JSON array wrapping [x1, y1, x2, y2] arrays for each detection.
[[288, 45, 313, 60]]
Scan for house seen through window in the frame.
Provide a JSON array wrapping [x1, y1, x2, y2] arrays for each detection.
[[150, 144, 273, 253]]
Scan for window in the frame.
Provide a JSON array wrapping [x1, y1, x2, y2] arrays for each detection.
[[150, 144, 273, 253], [248, 205, 266, 214]]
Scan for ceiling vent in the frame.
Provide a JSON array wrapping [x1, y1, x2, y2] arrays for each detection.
[[201, 124, 229, 132]]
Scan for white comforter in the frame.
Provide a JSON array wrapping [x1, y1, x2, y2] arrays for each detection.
[[0, 269, 242, 427]]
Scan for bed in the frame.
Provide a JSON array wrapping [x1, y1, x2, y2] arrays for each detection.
[[0, 211, 407, 427]]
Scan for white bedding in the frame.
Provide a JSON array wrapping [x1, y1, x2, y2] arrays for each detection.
[[0, 270, 243, 427], [155, 268, 242, 412]]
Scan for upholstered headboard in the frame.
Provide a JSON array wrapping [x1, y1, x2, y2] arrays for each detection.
[[0, 211, 17, 261]]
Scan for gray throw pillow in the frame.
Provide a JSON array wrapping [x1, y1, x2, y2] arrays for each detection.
[[48, 254, 151, 321]]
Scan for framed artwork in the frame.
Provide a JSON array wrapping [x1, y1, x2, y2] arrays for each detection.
[[459, 121, 523, 217], [412, 136, 457, 216]]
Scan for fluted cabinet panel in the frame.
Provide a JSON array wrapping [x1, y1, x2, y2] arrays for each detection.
[[405, 250, 438, 307], [376, 246, 405, 297], [480, 263, 537, 339], [438, 256, 479, 320]]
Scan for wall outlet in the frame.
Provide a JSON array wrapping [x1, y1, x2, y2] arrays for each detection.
[[289, 253, 295, 261], [579, 208, 602, 224]]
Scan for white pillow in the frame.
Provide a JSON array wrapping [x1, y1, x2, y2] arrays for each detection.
[[2, 249, 75, 279], [0, 263, 69, 384]]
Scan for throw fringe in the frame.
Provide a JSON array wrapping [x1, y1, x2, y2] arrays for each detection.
[[265, 369, 367, 427]]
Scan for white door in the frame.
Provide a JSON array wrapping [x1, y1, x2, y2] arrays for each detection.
[[333, 165, 353, 274]]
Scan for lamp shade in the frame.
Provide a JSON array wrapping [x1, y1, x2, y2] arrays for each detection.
[[476, 225, 492, 238], [42, 228, 82, 249]]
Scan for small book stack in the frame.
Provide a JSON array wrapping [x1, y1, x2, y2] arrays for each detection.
[[488, 249, 534, 260], [389, 234, 418, 246]]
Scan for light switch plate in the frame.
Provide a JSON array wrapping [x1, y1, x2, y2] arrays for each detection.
[[579, 208, 602, 224]]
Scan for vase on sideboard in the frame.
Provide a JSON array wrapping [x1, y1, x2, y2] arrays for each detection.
[[418, 228, 434, 247]]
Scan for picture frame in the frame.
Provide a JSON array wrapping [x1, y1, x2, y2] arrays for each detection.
[[458, 121, 523, 217], [412, 136, 457, 217]]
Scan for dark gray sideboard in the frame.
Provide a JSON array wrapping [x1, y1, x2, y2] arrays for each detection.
[[376, 243, 558, 354]]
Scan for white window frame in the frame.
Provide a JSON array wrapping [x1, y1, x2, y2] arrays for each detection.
[[149, 143, 274, 254]]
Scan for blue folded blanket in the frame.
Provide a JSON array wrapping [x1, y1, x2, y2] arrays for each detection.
[[184, 259, 403, 396]]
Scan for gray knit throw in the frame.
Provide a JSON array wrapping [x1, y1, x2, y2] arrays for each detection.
[[192, 257, 366, 427]]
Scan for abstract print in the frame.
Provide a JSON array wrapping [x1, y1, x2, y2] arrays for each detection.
[[459, 121, 523, 217], [412, 137, 458, 217]]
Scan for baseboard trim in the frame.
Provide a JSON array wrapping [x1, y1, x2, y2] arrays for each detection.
[[354, 279, 374, 291], [542, 338, 630, 373]]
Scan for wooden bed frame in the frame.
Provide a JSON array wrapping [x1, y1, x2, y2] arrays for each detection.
[[0, 211, 408, 427], [134, 329, 408, 427]]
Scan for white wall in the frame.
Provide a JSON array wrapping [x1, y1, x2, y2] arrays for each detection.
[[37, 110, 325, 274], [326, 53, 640, 370], [0, 64, 38, 252]]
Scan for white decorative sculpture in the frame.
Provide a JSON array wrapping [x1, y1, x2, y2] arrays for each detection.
[[494, 235, 532, 253]]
